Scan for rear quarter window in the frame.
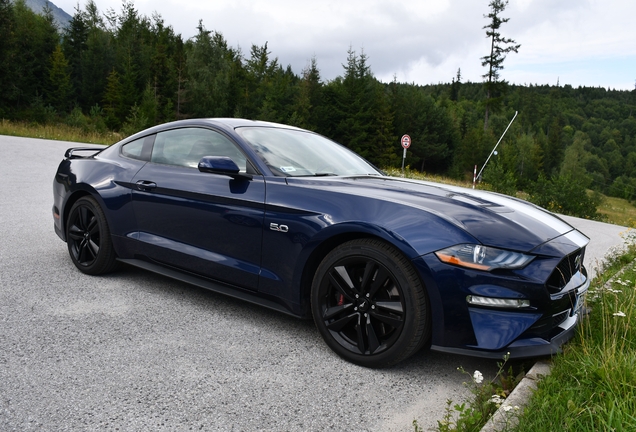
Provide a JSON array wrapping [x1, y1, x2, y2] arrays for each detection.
[[121, 138, 145, 160]]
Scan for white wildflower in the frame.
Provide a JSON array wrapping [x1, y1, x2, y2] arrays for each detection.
[[473, 370, 483, 384], [503, 405, 513, 412], [613, 311, 626, 317], [489, 395, 504, 405]]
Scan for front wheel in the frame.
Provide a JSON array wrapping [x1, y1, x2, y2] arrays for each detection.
[[311, 239, 430, 367], [66, 196, 118, 275]]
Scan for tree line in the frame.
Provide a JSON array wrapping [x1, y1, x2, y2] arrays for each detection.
[[1, 0, 636, 217]]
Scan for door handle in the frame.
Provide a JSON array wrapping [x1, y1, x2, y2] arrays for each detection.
[[135, 180, 157, 191]]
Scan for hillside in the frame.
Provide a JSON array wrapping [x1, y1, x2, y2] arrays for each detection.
[[19, 0, 71, 28]]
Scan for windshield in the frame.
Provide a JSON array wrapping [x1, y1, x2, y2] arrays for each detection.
[[235, 127, 381, 177]]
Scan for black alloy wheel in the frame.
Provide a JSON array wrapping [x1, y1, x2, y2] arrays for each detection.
[[311, 239, 430, 367], [66, 196, 118, 275]]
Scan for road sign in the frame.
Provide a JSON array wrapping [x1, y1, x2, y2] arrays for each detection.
[[400, 134, 411, 176], [401, 134, 411, 149]]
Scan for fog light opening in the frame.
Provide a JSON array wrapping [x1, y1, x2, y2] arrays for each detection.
[[466, 295, 530, 308]]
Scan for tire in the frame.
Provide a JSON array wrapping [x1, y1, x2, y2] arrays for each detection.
[[66, 196, 118, 275], [311, 239, 430, 367]]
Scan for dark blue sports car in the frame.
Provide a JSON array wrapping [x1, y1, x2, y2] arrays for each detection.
[[53, 118, 590, 367]]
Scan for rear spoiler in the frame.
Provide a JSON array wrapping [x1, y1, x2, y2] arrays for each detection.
[[64, 147, 104, 159]]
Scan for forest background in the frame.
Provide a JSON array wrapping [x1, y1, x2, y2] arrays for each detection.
[[2, 0, 636, 220]]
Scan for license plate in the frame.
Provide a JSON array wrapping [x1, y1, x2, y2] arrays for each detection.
[[572, 287, 588, 316]]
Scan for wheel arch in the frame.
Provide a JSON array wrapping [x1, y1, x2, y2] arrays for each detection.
[[297, 224, 425, 318], [60, 187, 104, 241]]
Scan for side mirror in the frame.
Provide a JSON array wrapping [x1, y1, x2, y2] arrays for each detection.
[[198, 156, 252, 180]]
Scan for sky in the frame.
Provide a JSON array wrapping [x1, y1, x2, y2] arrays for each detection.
[[52, 0, 636, 90]]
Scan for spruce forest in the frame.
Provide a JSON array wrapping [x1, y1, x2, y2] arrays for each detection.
[[2, 0, 636, 219]]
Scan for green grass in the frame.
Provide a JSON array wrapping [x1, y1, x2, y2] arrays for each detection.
[[512, 241, 636, 431], [0, 119, 121, 145], [598, 195, 636, 228], [383, 167, 478, 188]]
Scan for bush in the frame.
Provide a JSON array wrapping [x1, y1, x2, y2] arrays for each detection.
[[65, 107, 90, 131], [27, 95, 57, 124], [609, 175, 636, 201], [529, 174, 602, 219], [481, 160, 517, 196]]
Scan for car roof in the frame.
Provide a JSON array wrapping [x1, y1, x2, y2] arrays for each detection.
[[158, 118, 302, 131], [116, 118, 306, 147]]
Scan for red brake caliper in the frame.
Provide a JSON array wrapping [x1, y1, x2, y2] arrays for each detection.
[[337, 293, 344, 306]]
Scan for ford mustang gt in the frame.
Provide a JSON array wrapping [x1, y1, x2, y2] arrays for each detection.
[[52, 118, 590, 367]]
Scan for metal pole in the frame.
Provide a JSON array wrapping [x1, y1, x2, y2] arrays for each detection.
[[401, 147, 407, 177], [476, 111, 518, 183]]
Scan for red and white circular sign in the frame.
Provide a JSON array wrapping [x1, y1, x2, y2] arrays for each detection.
[[401, 134, 411, 149]]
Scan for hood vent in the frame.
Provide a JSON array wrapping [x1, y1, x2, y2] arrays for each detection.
[[447, 193, 514, 213]]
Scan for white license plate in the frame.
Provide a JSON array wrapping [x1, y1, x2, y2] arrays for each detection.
[[572, 287, 588, 316]]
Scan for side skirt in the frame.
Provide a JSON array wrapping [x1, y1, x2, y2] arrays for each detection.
[[117, 258, 303, 318]]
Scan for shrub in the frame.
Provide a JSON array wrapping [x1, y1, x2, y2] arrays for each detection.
[[529, 174, 602, 219]]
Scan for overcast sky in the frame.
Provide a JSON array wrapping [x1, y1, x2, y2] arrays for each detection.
[[53, 0, 636, 90]]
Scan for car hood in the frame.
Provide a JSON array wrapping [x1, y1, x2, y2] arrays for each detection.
[[288, 175, 588, 253]]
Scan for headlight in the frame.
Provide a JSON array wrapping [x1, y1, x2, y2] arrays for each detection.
[[435, 244, 534, 271]]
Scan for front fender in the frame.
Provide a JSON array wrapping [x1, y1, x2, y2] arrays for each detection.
[[258, 180, 480, 315]]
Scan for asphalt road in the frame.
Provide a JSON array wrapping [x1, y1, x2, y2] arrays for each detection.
[[0, 135, 628, 431]]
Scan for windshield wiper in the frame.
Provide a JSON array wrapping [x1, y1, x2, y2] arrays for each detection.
[[295, 172, 338, 177]]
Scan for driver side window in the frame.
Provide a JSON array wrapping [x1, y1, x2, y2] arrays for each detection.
[[151, 128, 248, 171]]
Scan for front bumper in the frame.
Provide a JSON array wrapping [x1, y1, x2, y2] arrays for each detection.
[[430, 282, 588, 359], [415, 234, 590, 359]]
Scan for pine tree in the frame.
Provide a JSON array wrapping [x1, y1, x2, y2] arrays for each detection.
[[103, 69, 124, 129], [79, 0, 114, 110], [329, 48, 394, 166], [543, 115, 565, 175], [185, 21, 233, 117], [290, 57, 322, 130], [482, 0, 520, 130], [8, 0, 58, 110], [47, 44, 73, 113], [62, 5, 88, 106], [450, 68, 461, 102], [0, 0, 15, 114], [242, 42, 280, 119]]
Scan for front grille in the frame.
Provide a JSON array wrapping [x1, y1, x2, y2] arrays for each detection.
[[546, 248, 585, 294]]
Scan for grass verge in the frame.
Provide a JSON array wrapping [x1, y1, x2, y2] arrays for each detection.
[[0, 119, 121, 145], [512, 235, 636, 431], [598, 195, 636, 228]]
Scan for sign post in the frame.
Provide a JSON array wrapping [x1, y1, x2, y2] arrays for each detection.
[[400, 134, 411, 177]]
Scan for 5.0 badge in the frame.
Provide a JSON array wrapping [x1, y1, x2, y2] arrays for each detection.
[[269, 223, 289, 232]]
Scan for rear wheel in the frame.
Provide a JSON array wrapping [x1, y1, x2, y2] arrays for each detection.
[[311, 239, 430, 367], [66, 196, 118, 275]]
